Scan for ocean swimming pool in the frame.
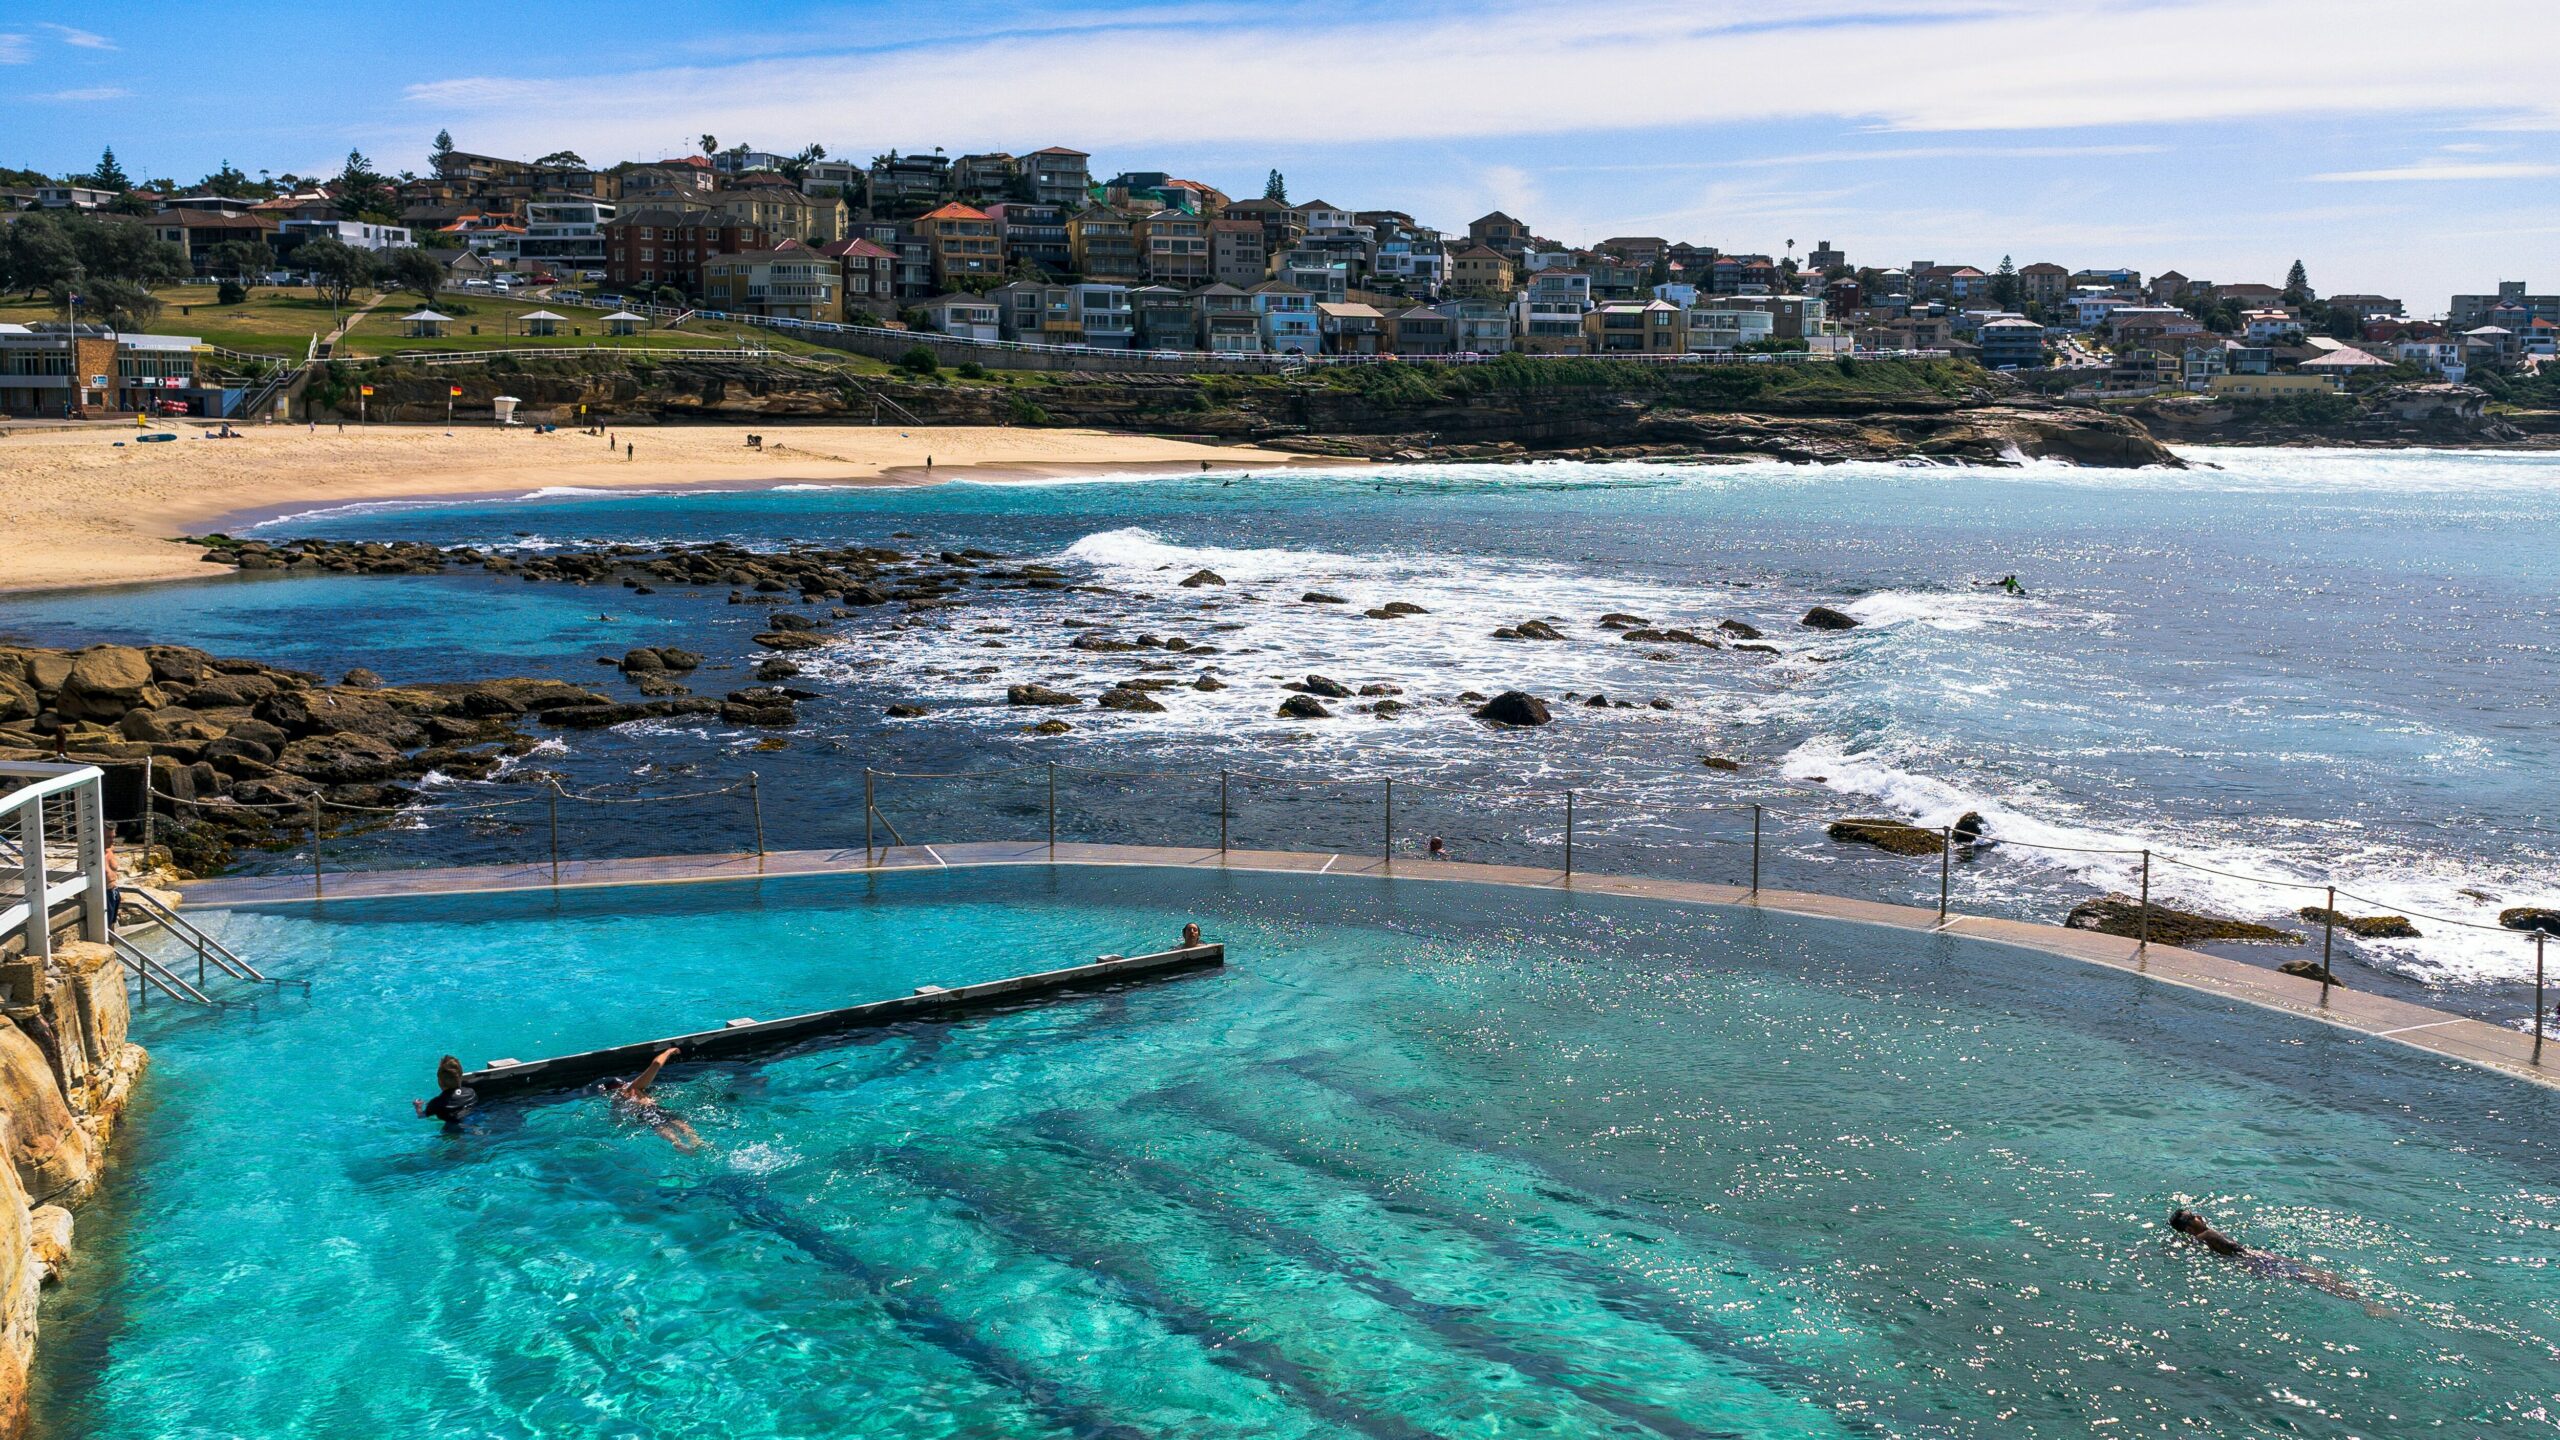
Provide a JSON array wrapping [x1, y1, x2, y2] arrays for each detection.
[[44, 866, 2560, 1437]]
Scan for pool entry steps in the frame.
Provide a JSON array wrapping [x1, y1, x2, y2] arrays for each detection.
[[461, 942, 1225, 1099]]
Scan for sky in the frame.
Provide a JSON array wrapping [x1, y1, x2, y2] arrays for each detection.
[[7, 0, 2557, 312]]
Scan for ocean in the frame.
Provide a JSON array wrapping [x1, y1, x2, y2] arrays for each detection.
[[8, 445, 2555, 1020]]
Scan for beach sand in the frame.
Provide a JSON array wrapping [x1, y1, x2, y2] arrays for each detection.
[[0, 422, 1306, 593]]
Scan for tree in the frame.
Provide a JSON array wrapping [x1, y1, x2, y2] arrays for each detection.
[[778, 143, 827, 182], [699, 134, 719, 156], [0, 215, 79, 296], [1263, 169, 1287, 203], [332, 150, 397, 223], [207, 239, 270, 301], [2283, 259, 2311, 306], [87, 146, 131, 192], [431, 128, 456, 173], [297, 236, 376, 322], [535, 150, 587, 168], [194, 160, 255, 196], [1989, 254, 2022, 309], [74, 278, 161, 331], [386, 247, 447, 308]]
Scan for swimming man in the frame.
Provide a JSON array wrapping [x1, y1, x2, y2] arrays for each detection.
[[2169, 1207, 2385, 1311], [604, 1046, 705, 1151]]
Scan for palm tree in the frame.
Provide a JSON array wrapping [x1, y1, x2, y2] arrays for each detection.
[[699, 135, 718, 157]]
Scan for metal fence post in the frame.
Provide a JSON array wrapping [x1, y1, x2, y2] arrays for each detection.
[[1750, 803, 1761, 897], [309, 795, 324, 898], [1938, 826, 1952, 921], [142, 754, 155, 860], [748, 771, 766, 861], [547, 783, 561, 885], [1219, 769, 1229, 856], [2319, 884, 2336, 1003], [2535, 932, 2546, 1067], [863, 768, 874, 865], [1047, 762, 1057, 858], [2137, 850, 2151, 956], [1564, 790, 1575, 877], [1383, 778, 1393, 867]]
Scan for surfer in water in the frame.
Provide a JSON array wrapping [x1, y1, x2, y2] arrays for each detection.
[[2170, 1208, 2388, 1313], [603, 1046, 705, 1151]]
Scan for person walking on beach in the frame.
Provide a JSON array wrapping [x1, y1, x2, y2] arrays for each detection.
[[413, 1055, 478, 1129], [625, 442, 633, 461], [604, 1047, 703, 1151]]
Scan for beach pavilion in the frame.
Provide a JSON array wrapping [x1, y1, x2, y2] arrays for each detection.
[[516, 309, 567, 338], [400, 309, 453, 338], [602, 310, 648, 336]]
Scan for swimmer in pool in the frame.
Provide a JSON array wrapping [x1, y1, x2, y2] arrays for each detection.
[[2170, 1208, 2387, 1312], [413, 1055, 477, 1130], [1180, 922, 1202, 947], [604, 1046, 704, 1151]]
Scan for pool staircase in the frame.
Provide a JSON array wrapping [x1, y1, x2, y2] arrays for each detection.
[[112, 889, 304, 1009]]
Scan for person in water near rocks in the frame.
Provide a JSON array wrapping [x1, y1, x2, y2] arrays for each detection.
[[413, 1055, 477, 1129], [1428, 835, 1448, 859], [1999, 575, 2027, 596], [2169, 1208, 2385, 1311], [1180, 922, 1203, 947], [604, 1046, 703, 1151]]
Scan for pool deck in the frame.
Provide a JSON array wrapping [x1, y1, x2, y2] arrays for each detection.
[[181, 840, 2555, 1091]]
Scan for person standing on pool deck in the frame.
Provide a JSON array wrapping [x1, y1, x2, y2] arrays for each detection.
[[605, 1046, 703, 1151], [413, 1056, 477, 1129], [2169, 1208, 2384, 1310]]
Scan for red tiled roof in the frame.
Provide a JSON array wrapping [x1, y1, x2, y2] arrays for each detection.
[[919, 202, 993, 222]]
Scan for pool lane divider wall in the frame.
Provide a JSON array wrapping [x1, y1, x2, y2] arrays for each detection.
[[179, 841, 2556, 1093], [461, 942, 1224, 1099]]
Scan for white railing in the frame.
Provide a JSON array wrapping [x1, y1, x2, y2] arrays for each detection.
[[390, 346, 772, 364], [0, 762, 109, 961]]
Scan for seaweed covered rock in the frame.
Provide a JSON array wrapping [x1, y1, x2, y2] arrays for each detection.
[[2065, 894, 2303, 946], [1006, 684, 1080, 707], [2498, 906, 2560, 936], [2298, 907, 2420, 939], [1825, 817, 1944, 856], [1277, 694, 1333, 719]]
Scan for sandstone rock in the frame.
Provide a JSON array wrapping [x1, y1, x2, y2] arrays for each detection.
[[1802, 606, 1861, 631], [752, 631, 826, 651], [0, 1025, 93, 1205], [620, 648, 667, 673], [2065, 894, 2303, 946], [56, 646, 161, 720], [720, 700, 797, 727], [1277, 694, 1333, 719], [2278, 959, 2343, 985], [629, 673, 691, 697], [1473, 690, 1552, 727], [26, 1205, 71, 1284], [1825, 818, 1945, 856], [753, 659, 802, 681], [1179, 569, 1226, 588], [340, 668, 383, 689], [763, 612, 822, 632], [1007, 684, 1081, 707], [0, 677, 34, 724]]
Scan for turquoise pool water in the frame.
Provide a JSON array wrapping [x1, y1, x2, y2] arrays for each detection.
[[44, 867, 2560, 1437]]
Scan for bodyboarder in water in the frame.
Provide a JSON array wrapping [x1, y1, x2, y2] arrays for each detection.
[[2170, 1208, 2390, 1314], [603, 1046, 705, 1151]]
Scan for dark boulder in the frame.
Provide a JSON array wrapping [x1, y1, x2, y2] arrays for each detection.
[[2498, 907, 2560, 936], [1191, 675, 1226, 691], [1716, 619, 1765, 640], [2278, 959, 2343, 985], [340, 668, 384, 689], [1950, 811, 1987, 845], [1700, 755, 1742, 771], [1473, 691, 1552, 727], [1802, 606, 1861, 631], [2298, 906, 2420, 939], [1178, 569, 1226, 588], [1277, 694, 1333, 719], [1026, 718, 1073, 735], [1007, 684, 1081, 707], [885, 703, 930, 718], [1295, 674, 1353, 698], [763, 612, 822, 632], [2065, 895, 2304, 946], [1301, 591, 1346, 604], [1825, 818, 1945, 857], [1379, 601, 1428, 615], [752, 631, 826, 651], [1099, 687, 1168, 713]]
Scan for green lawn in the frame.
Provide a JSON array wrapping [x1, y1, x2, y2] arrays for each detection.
[[0, 285, 867, 365]]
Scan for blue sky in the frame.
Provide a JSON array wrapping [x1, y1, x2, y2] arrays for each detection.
[[8, 0, 2557, 311]]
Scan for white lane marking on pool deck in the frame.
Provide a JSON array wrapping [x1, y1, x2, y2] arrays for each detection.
[[2374, 1019, 2466, 1038], [1319, 854, 1340, 873], [923, 845, 949, 869]]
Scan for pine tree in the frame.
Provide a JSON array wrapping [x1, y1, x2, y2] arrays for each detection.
[[88, 146, 130, 192], [431, 129, 455, 173], [1263, 169, 1287, 203], [2283, 259, 2310, 306], [1991, 254, 2021, 308]]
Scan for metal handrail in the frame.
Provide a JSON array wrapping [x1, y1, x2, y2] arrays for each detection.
[[120, 888, 267, 983], [108, 931, 215, 1006]]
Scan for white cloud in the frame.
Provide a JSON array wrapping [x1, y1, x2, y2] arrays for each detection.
[[1730, 143, 2169, 168], [403, 0, 2560, 159], [0, 33, 29, 64], [2309, 160, 2560, 182], [35, 86, 131, 102], [39, 23, 114, 50]]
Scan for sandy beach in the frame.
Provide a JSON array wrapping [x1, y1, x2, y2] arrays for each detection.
[[0, 422, 1305, 593]]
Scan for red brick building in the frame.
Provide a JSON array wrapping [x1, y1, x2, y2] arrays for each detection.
[[603, 207, 777, 295]]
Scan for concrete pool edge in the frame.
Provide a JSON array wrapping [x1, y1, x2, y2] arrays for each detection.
[[178, 840, 2556, 1092]]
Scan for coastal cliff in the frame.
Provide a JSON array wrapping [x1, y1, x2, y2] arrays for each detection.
[[0, 932, 145, 1438], [301, 354, 2181, 467]]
